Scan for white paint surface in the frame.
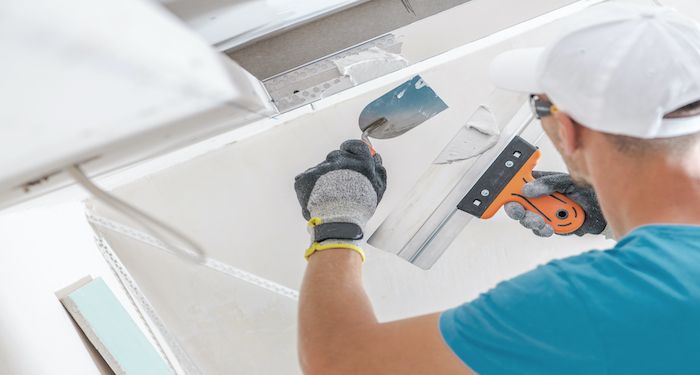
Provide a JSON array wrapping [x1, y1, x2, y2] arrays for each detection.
[[161, 0, 369, 51], [0, 0, 233, 160], [0, 0, 275, 211], [393, 0, 597, 64], [333, 47, 409, 86]]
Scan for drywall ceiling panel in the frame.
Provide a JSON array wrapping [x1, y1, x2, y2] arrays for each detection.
[[394, 0, 580, 65], [226, 0, 473, 79], [227, 0, 580, 80], [84, 7, 621, 372], [84, 0, 608, 288], [159, 0, 370, 51], [0, 0, 275, 211], [89, 226, 299, 375]]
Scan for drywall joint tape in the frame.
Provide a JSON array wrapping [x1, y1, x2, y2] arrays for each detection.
[[95, 237, 201, 375], [87, 214, 300, 301]]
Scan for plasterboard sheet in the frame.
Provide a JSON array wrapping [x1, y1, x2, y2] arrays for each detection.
[[60, 277, 174, 375], [227, 0, 579, 80], [161, 0, 370, 51], [90, 225, 299, 375]]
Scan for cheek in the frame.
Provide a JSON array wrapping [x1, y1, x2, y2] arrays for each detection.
[[541, 120, 564, 153], [540, 118, 557, 140]]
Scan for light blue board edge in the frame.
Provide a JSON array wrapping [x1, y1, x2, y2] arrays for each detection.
[[68, 277, 174, 375]]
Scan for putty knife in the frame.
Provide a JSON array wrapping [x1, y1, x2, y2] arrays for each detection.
[[358, 75, 448, 154], [368, 99, 583, 269], [457, 136, 584, 233]]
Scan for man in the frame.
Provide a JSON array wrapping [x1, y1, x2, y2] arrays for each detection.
[[294, 3, 700, 374]]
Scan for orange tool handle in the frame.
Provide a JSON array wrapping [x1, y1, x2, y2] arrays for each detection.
[[481, 149, 585, 234], [361, 139, 377, 156]]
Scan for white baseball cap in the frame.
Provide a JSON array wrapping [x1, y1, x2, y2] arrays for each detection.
[[488, 3, 700, 139]]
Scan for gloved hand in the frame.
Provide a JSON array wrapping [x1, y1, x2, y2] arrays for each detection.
[[504, 171, 607, 237], [294, 140, 387, 261]]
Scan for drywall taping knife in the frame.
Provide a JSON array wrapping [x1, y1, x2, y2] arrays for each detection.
[[367, 98, 582, 270], [456, 135, 584, 232]]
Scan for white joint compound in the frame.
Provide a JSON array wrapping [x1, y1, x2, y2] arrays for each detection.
[[433, 104, 501, 164], [333, 47, 409, 86]]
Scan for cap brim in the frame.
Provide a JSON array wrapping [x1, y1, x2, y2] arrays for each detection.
[[488, 47, 545, 93]]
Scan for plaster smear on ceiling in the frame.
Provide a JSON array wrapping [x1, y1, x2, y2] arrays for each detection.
[[333, 47, 409, 86], [433, 104, 501, 164]]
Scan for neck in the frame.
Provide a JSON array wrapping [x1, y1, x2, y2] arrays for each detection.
[[591, 145, 700, 239]]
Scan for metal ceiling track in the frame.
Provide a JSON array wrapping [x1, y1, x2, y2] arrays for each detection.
[[263, 34, 402, 113]]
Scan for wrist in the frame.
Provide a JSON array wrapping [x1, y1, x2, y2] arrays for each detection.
[[308, 201, 373, 228], [304, 242, 366, 262], [307, 201, 371, 242], [305, 218, 367, 262], [306, 246, 365, 264]]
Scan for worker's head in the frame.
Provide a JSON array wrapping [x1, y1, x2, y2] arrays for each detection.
[[488, 3, 700, 186]]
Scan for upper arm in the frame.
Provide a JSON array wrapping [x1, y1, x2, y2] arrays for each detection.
[[437, 262, 606, 375], [301, 252, 606, 375], [344, 261, 606, 375], [348, 313, 476, 375]]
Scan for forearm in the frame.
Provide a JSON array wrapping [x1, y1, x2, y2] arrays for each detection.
[[298, 248, 377, 374], [293, 141, 474, 375]]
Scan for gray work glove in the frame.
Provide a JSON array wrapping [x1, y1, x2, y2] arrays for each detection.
[[294, 140, 387, 261], [504, 171, 607, 237]]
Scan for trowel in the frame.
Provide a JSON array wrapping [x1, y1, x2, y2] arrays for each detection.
[[358, 75, 449, 155]]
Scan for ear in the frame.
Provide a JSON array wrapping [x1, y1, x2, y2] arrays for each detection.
[[553, 112, 582, 155]]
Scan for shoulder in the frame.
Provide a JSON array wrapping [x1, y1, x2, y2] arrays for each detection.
[[440, 254, 608, 374], [440, 225, 700, 374], [553, 224, 700, 291]]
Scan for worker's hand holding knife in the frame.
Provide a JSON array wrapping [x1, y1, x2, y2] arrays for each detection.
[[294, 140, 387, 262], [504, 171, 608, 237]]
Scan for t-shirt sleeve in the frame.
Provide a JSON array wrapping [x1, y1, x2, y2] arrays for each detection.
[[439, 261, 606, 375]]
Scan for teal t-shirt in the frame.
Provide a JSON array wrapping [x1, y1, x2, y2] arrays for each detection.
[[440, 225, 700, 374]]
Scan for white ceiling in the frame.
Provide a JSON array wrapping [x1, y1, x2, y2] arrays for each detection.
[[159, 0, 370, 51]]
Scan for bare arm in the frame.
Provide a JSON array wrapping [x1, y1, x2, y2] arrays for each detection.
[[298, 248, 475, 375]]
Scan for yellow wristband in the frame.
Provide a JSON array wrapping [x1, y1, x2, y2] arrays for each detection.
[[304, 242, 366, 262]]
